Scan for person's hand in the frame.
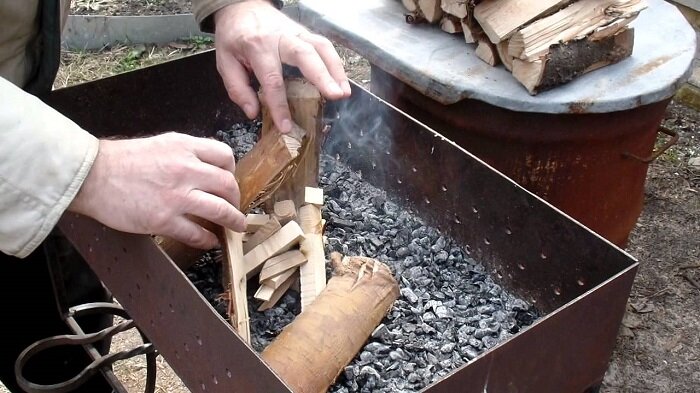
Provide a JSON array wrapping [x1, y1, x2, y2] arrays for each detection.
[[214, 0, 351, 133], [68, 133, 245, 249]]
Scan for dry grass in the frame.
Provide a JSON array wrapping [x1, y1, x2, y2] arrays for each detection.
[[54, 38, 214, 89]]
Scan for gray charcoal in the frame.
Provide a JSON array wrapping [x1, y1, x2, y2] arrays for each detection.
[[435, 305, 450, 319], [187, 122, 540, 393], [401, 287, 419, 304], [365, 342, 391, 354], [440, 343, 456, 354]]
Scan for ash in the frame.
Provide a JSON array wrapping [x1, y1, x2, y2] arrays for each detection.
[[186, 123, 539, 392]]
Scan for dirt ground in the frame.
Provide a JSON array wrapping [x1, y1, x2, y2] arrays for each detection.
[[1, 1, 698, 392]]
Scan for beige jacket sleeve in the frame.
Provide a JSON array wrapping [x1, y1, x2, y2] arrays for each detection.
[[0, 76, 98, 258]]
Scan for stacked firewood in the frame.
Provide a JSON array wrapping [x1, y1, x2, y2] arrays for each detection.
[[401, 0, 647, 94]]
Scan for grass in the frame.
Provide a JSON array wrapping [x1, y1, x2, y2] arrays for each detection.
[[54, 37, 214, 89]]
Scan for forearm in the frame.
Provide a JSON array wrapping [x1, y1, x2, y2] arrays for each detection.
[[0, 77, 98, 258]]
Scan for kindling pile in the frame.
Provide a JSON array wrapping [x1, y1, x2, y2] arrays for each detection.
[[400, 0, 647, 94]]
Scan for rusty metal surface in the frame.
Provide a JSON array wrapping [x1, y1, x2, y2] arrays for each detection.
[[370, 66, 669, 247], [48, 51, 637, 392], [57, 214, 292, 393], [298, 0, 696, 112]]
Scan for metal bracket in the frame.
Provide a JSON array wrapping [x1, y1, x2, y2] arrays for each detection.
[[623, 126, 680, 163], [14, 302, 157, 393]]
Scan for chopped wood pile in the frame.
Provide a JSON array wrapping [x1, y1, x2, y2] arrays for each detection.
[[156, 78, 399, 392], [400, 0, 647, 94]]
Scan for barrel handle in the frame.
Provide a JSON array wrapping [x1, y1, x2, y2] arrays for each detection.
[[623, 126, 679, 164]]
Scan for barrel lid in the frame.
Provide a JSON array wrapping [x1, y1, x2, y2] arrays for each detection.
[[299, 0, 696, 114]]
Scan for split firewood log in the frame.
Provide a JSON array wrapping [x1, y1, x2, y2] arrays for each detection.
[[261, 253, 399, 393], [512, 28, 634, 94]]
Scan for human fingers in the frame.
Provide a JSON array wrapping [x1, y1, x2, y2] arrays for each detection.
[[188, 135, 237, 173], [185, 189, 246, 232], [188, 163, 241, 208], [166, 216, 219, 249], [278, 34, 344, 100], [298, 32, 351, 97], [249, 50, 293, 133], [216, 47, 260, 119]]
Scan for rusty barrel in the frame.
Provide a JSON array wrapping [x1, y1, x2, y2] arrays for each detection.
[[371, 66, 671, 247], [297, 0, 695, 248]]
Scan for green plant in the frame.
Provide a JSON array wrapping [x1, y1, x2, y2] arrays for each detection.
[[185, 35, 215, 51], [115, 46, 146, 73]]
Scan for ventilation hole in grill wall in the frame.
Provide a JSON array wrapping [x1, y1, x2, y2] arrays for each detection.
[[441, 185, 447, 192], [472, 206, 478, 214], [424, 197, 431, 204], [505, 227, 512, 235], [226, 369, 232, 378], [465, 245, 472, 254], [127, 292, 133, 300], [169, 303, 174, 313], [212, 376, 218, 385], [136, 283, 141, 291], [201, 382, 206, 391], [483, 238, 490, 245], [145, 273, 151, 281], [107, 266, 112, 274], [540, 251, 548, 260], [496, 271, 503, 279], [577, 278, 586, 286], [122, 247, 127, 254], [196, 336, 203, 346], [411, 167, 417, 173], [554, 287, 562, 296], [150, 319, 155, 327], [175, 350, 180, 359], [454, 215, 462, 224], [87, 245, 92, 253], [184, 343, 190, 352]]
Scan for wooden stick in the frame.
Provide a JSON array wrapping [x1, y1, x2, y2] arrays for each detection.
[[254, 284, 276, 302], [243, 221, 305, 279], [298, 203, 327, 311], [273, 200, 297, 225], [303, 187, 324, 206], [261, 253, 399, 393], [245, 214, 271, 232], [243, 216, 281, 254], [496, 40, 514, 71], [221, 229, 250, 343], [262, 267, 298, 290], [258, 271, 299, 311], [259, 250, 308, 282], [236, 122, 306, 212], [262, 79, 324, 207]]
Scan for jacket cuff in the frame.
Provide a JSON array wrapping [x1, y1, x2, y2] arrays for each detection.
[[0, 77, 99, 258], [194, 0, 282, 33]]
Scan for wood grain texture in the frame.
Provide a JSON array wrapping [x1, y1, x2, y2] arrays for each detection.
[[512, 28, 635, 94], [298, 204, 327, 311], [261, 253, 399, 393], [474, 0, 573, 43], [508, 0, 645, 61], [243, 220, 305, 278], [222, 229, 250, 343], [259, 250, 308, 282], [243, 216, 282, 254]]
